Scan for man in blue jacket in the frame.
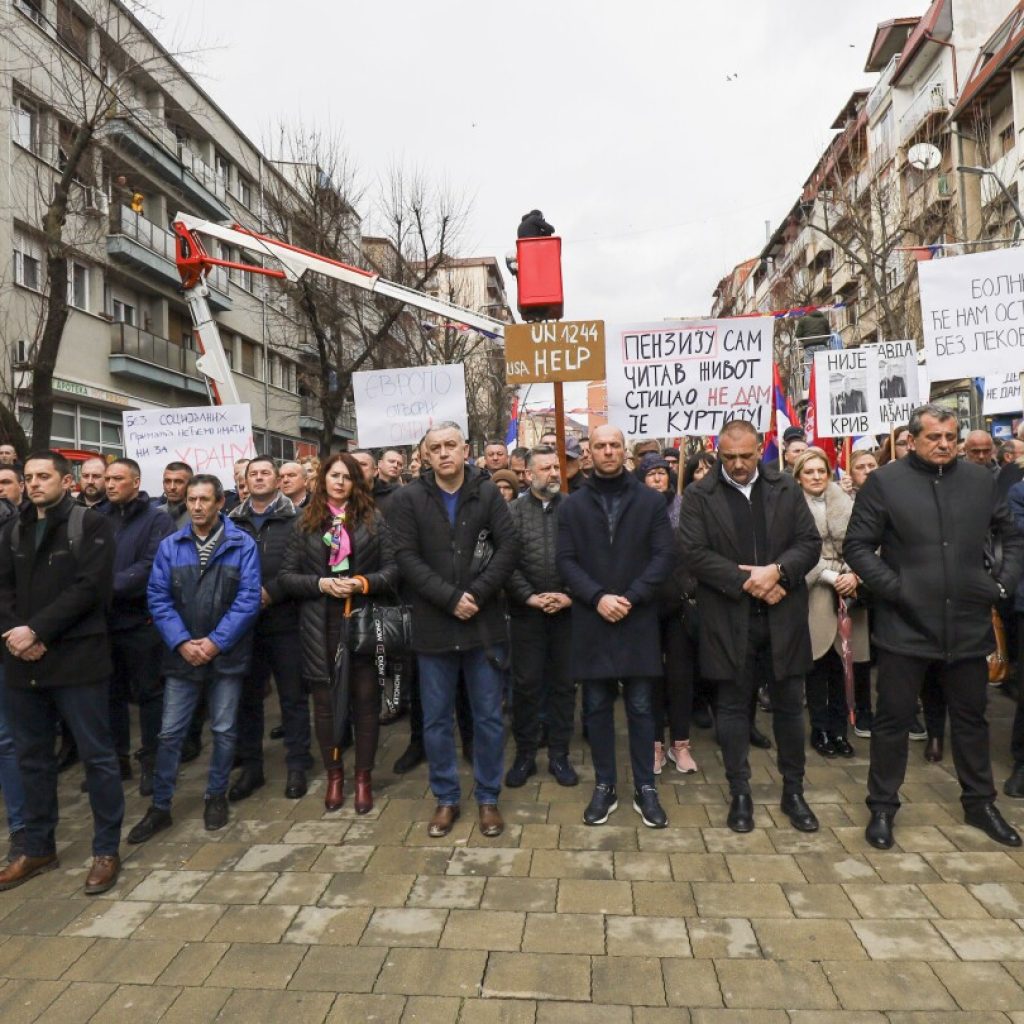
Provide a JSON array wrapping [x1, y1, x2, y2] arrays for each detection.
[[99, 458, 174, 796], [129, 473, 261, 841]]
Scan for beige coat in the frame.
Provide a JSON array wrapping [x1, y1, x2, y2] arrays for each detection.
[[803, 482, 870, 663]]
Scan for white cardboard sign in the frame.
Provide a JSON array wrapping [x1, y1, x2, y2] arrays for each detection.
[[813, 348, 870, 438], [864, 340, 921, 432], [983, 372, 1022, 415], [352, 363, 468, 447]]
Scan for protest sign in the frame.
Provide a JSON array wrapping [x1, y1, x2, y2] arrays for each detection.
[[353, 363, 467, 447], [863, 340, 921, 432], [123, 403, 256, 496], [604, 318, 773, 438], [504, 320, 605, 383], [813, 349, 871, 437], [919, 247, 1024, 382], [983, 372, 1022, 416]]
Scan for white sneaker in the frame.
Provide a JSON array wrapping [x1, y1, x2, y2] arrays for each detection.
[[668, 740, 698, 774]]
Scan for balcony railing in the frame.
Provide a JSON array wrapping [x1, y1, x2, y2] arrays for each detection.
[[899, 81, 946, 144], [178, 146, 228, 203], [110, 322, 200, 378], [866, 53, 900, 120], [982, 147, 1020, 206]]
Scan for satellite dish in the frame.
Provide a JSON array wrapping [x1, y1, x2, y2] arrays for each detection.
[[908, 143, 942, 171]]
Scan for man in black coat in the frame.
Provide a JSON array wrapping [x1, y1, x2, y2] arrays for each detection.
[[0, 451, 124, 894], [227, 456, 310, 803], [389, 422, 517, 840], [679, 420, 822, 835], [506, 446, 577, 789], [846, 403, 1024, 850], [556, 424, 675, 829]]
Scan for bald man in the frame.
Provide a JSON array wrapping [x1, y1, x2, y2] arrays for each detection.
[[76, 457, 109, 511], [964, 430, 997, 476], [278, 461, 309, 508]]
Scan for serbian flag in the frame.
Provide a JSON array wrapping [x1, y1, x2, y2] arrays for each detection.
[[505, 394, 519, 448], [805, 360, 838, 470], [762, 363, 800, 466]]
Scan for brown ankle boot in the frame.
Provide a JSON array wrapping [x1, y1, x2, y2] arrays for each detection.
[[354, 770, 373, 815], [325, 767, 344, 811]]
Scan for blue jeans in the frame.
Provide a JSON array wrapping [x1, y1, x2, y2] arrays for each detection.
[[0, 667, 27, 834], [583, 678, 657, 790], [418, 646, 506, 806], [153, 672, 243, 809]]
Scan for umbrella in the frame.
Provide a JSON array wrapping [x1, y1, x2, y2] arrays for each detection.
[[837, 596, 855, 725], [329, 595, 353, 761]]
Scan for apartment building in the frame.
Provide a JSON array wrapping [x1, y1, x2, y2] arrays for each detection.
[[3, 0, 354, 459]]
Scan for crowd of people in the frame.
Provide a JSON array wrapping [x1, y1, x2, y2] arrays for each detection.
[[0, 402, 1022, 897]]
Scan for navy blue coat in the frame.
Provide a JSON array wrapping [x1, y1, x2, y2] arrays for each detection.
[[99, 492, 174, 632], [555, 471, 674, 679]]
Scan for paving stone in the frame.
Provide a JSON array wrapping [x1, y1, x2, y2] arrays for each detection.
[[160, 987, 233, 1024], [320, 872, 415, 907], [661, 958, 724, 1007], [2, 899, 91, 935], [439, 909, 524, 950], [521, 912, 605, 954], [605, 914, 690, 956], [206, 903, 299, 943], [401, 995, 461, 1022], [376, 948, 487, 997], [156, 942, 230, 986], [519, 824, 560, 849], [725, 854, 805, 883], [361, 907, 448, 947], [32, 982, 117, 1024], [891, 1015, 1016, 1024], [931, 961, 1024, 1010], [925, 852, 1024, 882], [632, 880, 697, 916], [262, 871, 332, 905], [969, 881, 1024, 917], [0, 979, 70, 1024], [851, 919, 956, 960], [447, 848, 532, 877], [365, 846, 453, 876], [408, 875, 486, 909], [558, 825, 637, 851], [715, 959, 837, 1008], [182, 842, 247, 871], [232, 843, 322, 872], [459, 997, 537, 1023], [822, 961, 957, 1011], [62, 936, 183, 984], [690, 1010, 788, 1023], [933, 918, 1024, 959], [633, 1009, 695, 1024], [309, 845, 375, 872], [127, 869, 211, 902], [635, 827, 707, 852], [788, 1015, 887, 1024], [556, 878, 633, 914], [61, 899, 154, 938], [205, 942, 307, 988], [193, 869, 278, 904], [863, 852, 942, 884], [481, 951, 590, 1001], [692, 882, 793, 918], [918, 883, 991, 919], [481, 877, 557, 912], [132, 902, 225, 941], [765, 828, 846, 855], [215, 988, 335, 1022], [592, 954, 665, 1004], [686, 918, 760, 958], [843, 883, 937, 918], [288, 945, 387, 992], [752, 918, 867, 960], [325, 993, 406, 1023], [89, 982, 181, 1023], [529, 849, 613, 879], [782, 883, 860, 919], [283, 906, 370, 945], [669, 853, 731, 881], [613, 851, 672, 880], [282, 820, 354, 844]]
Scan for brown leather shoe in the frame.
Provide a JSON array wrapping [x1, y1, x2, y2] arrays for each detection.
[[84, 854, 120, 896], [354, 769, 373, 815], [478, 803, 504, 838], [428, 804, 460, 838], [0, 853, 58, 891], [325, 767, 344, 811]]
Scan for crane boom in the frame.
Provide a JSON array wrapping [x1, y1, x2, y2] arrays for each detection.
[[172, 213, 507, 407]]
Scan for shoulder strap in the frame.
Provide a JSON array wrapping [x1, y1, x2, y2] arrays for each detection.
[[11, 504, 87, 557]]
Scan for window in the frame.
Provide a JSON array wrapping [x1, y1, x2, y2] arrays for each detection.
[[69, 262, 89, 310], [241, 339, 257, 376], [111, 299, 135, 325], [11, 97, 39, 155], [238, 177, 253, 209], [14, 0, 43, 23], [13, 234, 42, 291], [215, 151, 231, 184]]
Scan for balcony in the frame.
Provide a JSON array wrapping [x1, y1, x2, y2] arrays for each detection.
[[866, 53, 900, 121], [106, 206, 231, 310], [899, 81, 946, 144], [104, 114, 231, 220], [832, 257, 860, 295], [812, 266, 833, 298], [299, 395, 356, 438], [109, 322, 209, 397], [982, 147, 1020, 207], [906, 170, 954, 222]]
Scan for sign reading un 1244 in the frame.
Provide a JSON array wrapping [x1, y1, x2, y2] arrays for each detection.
[[504, 320, 606, 383]]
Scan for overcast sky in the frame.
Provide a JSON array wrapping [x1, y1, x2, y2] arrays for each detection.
[[145, 0, 904, 410]]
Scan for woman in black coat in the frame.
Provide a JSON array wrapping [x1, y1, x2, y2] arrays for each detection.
[[279, 452, 398, 814]]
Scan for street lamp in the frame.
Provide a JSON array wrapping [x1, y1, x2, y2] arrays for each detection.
[[957, 164, 1024, 232]]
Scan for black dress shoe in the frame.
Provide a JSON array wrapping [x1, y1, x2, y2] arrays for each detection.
[[924, 737, 944, 763], [393, 741, 425, 775], [780, 793, 819, 832], [749, 726, 772, 750], [284, 769, 308, 799], [811, 729, 837, 758], [865, 810, 895, 849], [829, 734, 855, 758], [727, 793, 755, 833], [269, 725, 285, 740], [965, 802, 1022, 847], [127, 805, 173, 845], [228, 766, 265, 803]]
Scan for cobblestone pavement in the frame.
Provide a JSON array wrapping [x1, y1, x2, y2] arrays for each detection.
[[3, 689, 1024, 1022]]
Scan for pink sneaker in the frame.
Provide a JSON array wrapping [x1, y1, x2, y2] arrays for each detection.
[[654, 741, 665, 776], [668, 740, 698, 774]]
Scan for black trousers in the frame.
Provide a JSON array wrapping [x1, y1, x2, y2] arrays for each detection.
[[510, 609, 574, 757], [805, 648, 849, 738], [109, 625, 164, 761], [715, 610, 806, 797], [653, 613, 694, 742], [236, 629, 312, 773], [921, 664, 947, 739], [6, 680, 124, 857], [1008, 616, 1024, 768], [868, 650, 995, 814]]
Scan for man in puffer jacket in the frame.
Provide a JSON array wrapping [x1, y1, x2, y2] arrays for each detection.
[[128, 474, 260, 843]]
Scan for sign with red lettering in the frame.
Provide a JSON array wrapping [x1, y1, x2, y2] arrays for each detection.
[[605, 318, 773, 438], [919, 248, 1024, 382], [504, 320, 605, 384]]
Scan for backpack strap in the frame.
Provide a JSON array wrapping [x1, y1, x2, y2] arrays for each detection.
[[9, 503, 87, 557]]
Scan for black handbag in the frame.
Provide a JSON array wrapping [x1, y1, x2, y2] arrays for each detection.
[[344, 600, 413, 662]]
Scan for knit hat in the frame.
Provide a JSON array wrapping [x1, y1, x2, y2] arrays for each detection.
[[639, 455, 672, 479], [490, 469, 520, 492], [783, 426, 805, 445]]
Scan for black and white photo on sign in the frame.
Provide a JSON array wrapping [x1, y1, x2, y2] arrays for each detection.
[[878, 361, 908, 399], [829, 371, 868, 415], [814, 349, 871, 437], [863, 341, 920, 433]]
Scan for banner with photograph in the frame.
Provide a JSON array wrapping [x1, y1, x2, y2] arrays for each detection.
[[813, 349, 870, 438], [864, 340, 921, 432]]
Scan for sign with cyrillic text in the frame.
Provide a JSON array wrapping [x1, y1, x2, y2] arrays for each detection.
[[919, 248, 1024, 381], [353, 363, 467, 447], [984, 372, 1022, 415], [504, 320, 605, 383], [605, 318, 773, 438], [123, 403, 256, 497], [864, 340, 921, 432], [814, 349, 870, 437]]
